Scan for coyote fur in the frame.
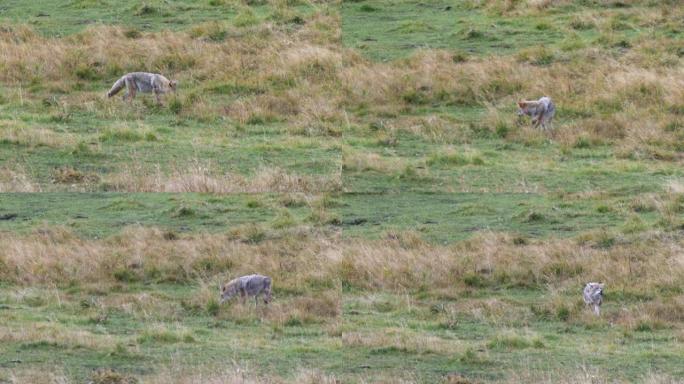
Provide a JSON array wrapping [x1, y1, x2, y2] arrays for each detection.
[[220, 274, 272, 305], [583, 282, 604, 316], [517, 96, 555, 130], [106, 72, 177, 104]]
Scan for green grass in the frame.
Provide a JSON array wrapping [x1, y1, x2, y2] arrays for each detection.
[[0, 104, 341, 188], [0, 0, 314, 36], [341, 293, 683, 381], [0, 193, 318, 238], [1, 287, 682, 382], [0, 284, 341, 380], [341, 0, 665, 61], [335, 191, 658, 243], [0, 187, 667, 242], [343, 131, 683, 194]]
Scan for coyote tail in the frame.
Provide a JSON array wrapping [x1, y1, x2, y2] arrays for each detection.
[[106, 77, 126, 98]]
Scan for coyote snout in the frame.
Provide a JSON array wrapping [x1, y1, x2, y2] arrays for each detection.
[[107, 72, 177, 105], [220, 274, 272, 306], [517, 96, 555, 130], [583, 282, 604, 316]]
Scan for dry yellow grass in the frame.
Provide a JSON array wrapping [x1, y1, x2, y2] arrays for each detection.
[[101, 162, 341, 193], [343, 327, 464, 355], [2, 366, 340, 384], [1, 226, 682, 328], [0, 4, 682, 192], [0, 151, 341, 194], [0, 164, 41, 192], [0, 8, 681, 155], [0, 322, 121, 351], [342, 148, 407, 174], [0, 122, 75, 149]]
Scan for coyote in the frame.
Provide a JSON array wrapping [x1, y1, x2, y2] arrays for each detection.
[[106, 72, 177, 104], [583, 282, 604, 316], [220, 274, 272, 305], [517, 96, 555, 130]]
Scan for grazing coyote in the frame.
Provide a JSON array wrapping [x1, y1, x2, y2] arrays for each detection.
[[517, 96, 555, 130], [220, 274, 272, 305], [583, 282, 604, 316], [106, 72, 177, 104]]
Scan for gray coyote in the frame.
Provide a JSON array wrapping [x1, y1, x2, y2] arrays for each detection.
[[517, 96, 556, 130], [583, 282, 604, 316], [107, 72, 177, 104], [220, 274, 273, 305]]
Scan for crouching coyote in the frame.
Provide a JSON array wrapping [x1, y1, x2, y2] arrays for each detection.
[[107, 72, 177, 104], [583, 282, 604, 316], [220, 274, 272, 306], [517, 96, 555, 130]]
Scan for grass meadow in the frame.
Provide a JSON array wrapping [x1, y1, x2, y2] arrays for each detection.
[[0, 0, 683, 383]]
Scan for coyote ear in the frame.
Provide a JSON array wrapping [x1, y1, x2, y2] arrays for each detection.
[[517, 100, 525, 107]]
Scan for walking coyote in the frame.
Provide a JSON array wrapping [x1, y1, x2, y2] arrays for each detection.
[[220, 274, 272, 305], [106, 72, 177, 104], [583, 282, 604, 316], [517, 96, 555, 130]]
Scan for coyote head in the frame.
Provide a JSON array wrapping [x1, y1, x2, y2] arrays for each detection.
[[169, 80, 178, 93], [220, 281, 238, 304], [583, 282, 604, 303], [517, 100, 535, 116]]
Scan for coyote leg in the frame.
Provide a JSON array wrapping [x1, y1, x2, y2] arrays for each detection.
[[125, 80, 137, 103]]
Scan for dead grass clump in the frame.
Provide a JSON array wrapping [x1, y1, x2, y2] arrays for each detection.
[[1, 370, 72, 384], [101, 161, 340, 194], [426, 146, 486, 167], [215, 291, 339, 326], [188, 21, 232, 41], [0, 124, 74, 148], [143, 366, 338, 384], [616, 125, 681, 161], [2, 227, 683, 326], [461, 298, 533, 326], [529, 293, 582, 322], [388, 115, 470, 144], [487, 329, 545, 350], [292, 291, 341, 318], [278, 192, 309, 208], [343, 328, 463, 355], [103, 292, 184, 321], [5, 224, 321, 287], [51, 166, 100, 185], [0, 165, 41, 192], [0, 322, 120, 351], [143, 369, 261, 384], [137, 323, 195, 344], [88, 368, 138, 384], [0, 20, 342, 126], [504, 366, 684, 384], [279, 45, 342, 82], [342, 150, 405, 173], [643, 296, 684, 323], [0, 24, 39, 43], [335, 237, 453, 291]]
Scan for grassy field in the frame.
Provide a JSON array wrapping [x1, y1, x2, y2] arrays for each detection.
[[1, 0, 684, 383], [341, 0, 680, 60]]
